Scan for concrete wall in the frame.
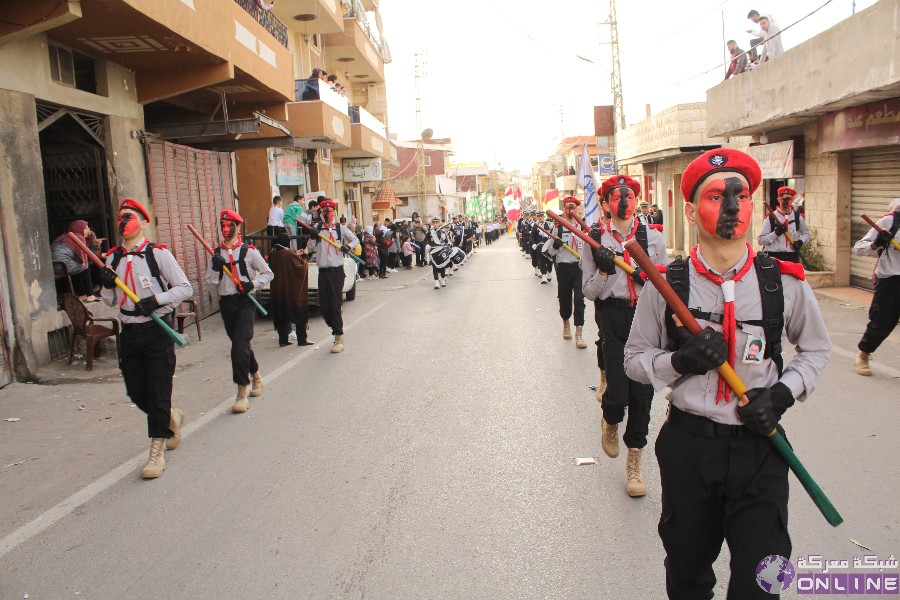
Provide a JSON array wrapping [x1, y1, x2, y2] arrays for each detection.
[[617, 103, 723, 163], [706, 0, 900, 136], [235, 148, 276, 233], [0, 89, 69, 378]]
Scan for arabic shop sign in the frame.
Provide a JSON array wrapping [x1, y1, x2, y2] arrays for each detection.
[[746, 140, 794, 179], [820, 98, 900, 152], [275, 152, 305, 186], [342, 158, 383, 182]]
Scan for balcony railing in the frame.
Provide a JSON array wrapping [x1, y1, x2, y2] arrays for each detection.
[[344, 0, 388, 62], [234, 0, 289, 48], [293, 79, 350, 114], [348, 105, 387, 138]]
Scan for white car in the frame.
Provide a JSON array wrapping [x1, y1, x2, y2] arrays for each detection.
[[306, 254, 358, 305]]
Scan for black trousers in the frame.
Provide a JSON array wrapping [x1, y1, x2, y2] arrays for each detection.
[[600, 300, 652, 448], [274, 314, 308, 346], [119, 320, 176, 439], [220, 294, 258, 386], [432, 263, 446, 280], [656, 416, 791, 600], [766, 251, 799, 263], [859, 275, 900, 354], [594, 300, 605, 370], [556, 262, 584, 325], [530, 246, 541, 268], [318, 267, 345, 335], [415, 243, 426, 265]]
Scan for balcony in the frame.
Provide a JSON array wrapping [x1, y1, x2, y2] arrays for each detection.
[[555, 175, 577, 192], [234, 0, 289, 47], [271, 0, 345, 35], [322, 9, 386, 83], [285, 79, 352, 148], [334, 106, 390, 159]]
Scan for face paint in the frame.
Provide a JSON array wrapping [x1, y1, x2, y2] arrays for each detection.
[[118, 211, 139, 238], [696, 175, 752, 239], [221, 220, 235, 240], [323, 208, 335, 223], [607, 187, 636, 220], [780, 196, 793, 212]]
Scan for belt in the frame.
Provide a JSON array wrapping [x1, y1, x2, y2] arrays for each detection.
[[319, 266, 343, 272], [601, 297, 635, 310], [122, 315, 173, 331], [667, 405, 748, 438]]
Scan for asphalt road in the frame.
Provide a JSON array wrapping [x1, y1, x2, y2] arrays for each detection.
[[2, 236, 898, 599]]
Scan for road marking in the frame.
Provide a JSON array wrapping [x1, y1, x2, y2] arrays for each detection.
[[0, 299, 389, 559], [829, 344, 900, 378]]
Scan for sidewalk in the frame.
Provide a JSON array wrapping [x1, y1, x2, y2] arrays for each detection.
[[813, 285, 873, 308], [0, 262, 435, 540]]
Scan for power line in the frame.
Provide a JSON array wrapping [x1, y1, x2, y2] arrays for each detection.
[[656, 0, 735, 43]]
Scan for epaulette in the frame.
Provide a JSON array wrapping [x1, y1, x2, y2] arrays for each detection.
[[107, 246, 120, 254], [153, 243, 168, 250], [774, 258, 806, 281]]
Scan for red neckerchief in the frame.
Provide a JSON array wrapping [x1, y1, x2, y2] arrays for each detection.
[[689, 242, 756, 404], [609, 219, 640, 306], [322, 220, 337, 254], [220, 237, 243, 290], [120, 238, 149, 307]]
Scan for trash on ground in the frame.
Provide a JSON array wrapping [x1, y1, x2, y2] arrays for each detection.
[[574, 457, 596, 466], [78, 403, 87, 410], [4, 418, 20, 422], [535, 308, 544, 312], [313, 346, 320, 350], [99, 416, 111, 421], [850, 538, 872, 551], [588, 385, 598, 391]]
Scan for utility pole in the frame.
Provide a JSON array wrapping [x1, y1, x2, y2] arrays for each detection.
[[604, 0, 626, 132], [414, 52, 428, 215]]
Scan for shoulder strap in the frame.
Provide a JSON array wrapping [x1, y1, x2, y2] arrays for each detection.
[[110, 247, 126, 271], [664, 256, 690, 351], [890, 211, 900, 237], [237, 244, 250, 278], [793, 211, 801, 231], [143, 242, 169, 292], [752, 253, 785, 376], [635, 221, 649, 255], [768, 213, 779, 232]]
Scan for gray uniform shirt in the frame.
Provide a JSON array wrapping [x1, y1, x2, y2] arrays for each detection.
[[205, 242, 273, 296], [852, 213, 900, 279], [306, 224, 360, 268], [757, 210, 809, 253], [545, 222, 584, 265], [624, 245, 832, 425], [582, 221, 669, 301], [101, 237, 193, 324]]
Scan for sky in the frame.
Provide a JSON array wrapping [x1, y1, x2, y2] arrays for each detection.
[[379, 0, 876, 174]]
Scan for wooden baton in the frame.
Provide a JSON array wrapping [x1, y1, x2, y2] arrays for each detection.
[[296, 220, 366, 266], [545, 210, 635, 274], [623, 238, 843, 527], [535, 224, 580, 259], [186, 225, 268, 316], [861, 213, 900, 251], [68, 233, 187, 347]]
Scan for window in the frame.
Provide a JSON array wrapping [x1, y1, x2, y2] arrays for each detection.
[[49, 44, 98, 94], [311, 34, 322, 52], [421, 156, 431, 167], [319, 148, 331, 162]]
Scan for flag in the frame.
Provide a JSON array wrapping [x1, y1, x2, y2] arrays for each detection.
[[543, 188, 559, 212], [578, 145, 600, 226]]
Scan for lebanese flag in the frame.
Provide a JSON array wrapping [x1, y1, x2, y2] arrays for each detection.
[[514, 187, 522, 201], [543, 189, 560, 211]]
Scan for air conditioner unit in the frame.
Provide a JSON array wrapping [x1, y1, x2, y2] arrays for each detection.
[[347, 188, 360, 203], [363, 186, 376, 194]]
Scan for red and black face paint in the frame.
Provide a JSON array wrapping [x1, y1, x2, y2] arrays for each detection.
[[117, 211, 139, 238], [606, 186, 636, 220], [322, 208, 335, 223], [779, 195, 793, 212], [697, 176, 752, 239], [221, 220, 237, 240]]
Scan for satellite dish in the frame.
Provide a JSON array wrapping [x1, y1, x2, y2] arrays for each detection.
[[421, 128, 433, 140]]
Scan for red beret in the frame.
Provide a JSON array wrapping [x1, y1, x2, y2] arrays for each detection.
[[219, 209, 244, 224], [119, 198, 150, 221], [681, 148, 762, 203], [562, 196, 581, 207], [600, 175, 641, 200], [319, 199, 337, 209], [777, 186, 797, 197]]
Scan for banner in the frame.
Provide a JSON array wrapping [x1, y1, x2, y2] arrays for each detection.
[[819, 98, 900, 152], [577, 145, 600, 226], [746, 141, 794, 179]]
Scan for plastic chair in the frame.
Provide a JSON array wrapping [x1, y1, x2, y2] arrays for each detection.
[[61, 293, 120, 371], [53, 261, 75, 295], [175, 298, 201, 341]]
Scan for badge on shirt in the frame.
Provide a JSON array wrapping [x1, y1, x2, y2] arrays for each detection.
[[742, 335, 765, 364], [138, 274, 153, 289]]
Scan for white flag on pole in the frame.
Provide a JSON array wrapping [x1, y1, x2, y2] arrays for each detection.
[[578, 145, 600, 226]]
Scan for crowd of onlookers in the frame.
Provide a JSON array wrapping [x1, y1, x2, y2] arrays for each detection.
[[724, 9, 784, 80]]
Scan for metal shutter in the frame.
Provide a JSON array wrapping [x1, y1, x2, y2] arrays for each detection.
[[850, 148, 900, 290], [145, 140, 235, 319]]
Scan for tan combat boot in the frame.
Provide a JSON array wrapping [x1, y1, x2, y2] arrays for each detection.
[[601, 418, 620, 458], [596, 370, 607, 403], [141, 438, 166, 479], [232, 385, 250, 413], [562, 320, 572, 340], [626, 448, 647, 497], [165, 408, 186, 450], [856, 351, 872, 376], [250, 371, 263, 397], [331, 335, 344, 353], [575, 326, 588, 349]]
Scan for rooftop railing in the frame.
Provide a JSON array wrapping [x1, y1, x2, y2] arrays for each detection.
[[234, 0, 289, 48], [343, 0, 388, 62]]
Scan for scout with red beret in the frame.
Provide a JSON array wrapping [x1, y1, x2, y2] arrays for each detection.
[[207, 208, 273, 413], [582, 174, 669, 497], [758, 184, 810, 263], [624, 148, 832, 597], [97, 198, 194, 478]]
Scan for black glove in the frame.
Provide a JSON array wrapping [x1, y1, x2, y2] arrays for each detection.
[[135, 295, 161, 317], [773, 222, 787, 236], [552, 239, 563, 250], [736, 382, 795, 436], [873, 230, 893, 249], [592, 244, 616, 274], [630, 266, 644, 286], [309, 223, 321, 236], [97, 267, 118, 289], [670, 326, 728, 375], [240, 279, 255, 294], [210, 254, 227, 273], [792, 239, 804, 252], [340, 244, 351, 254]]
